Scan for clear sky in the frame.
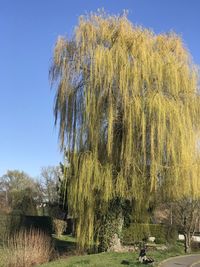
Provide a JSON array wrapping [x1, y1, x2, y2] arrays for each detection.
[[0, 0, 199, 178]]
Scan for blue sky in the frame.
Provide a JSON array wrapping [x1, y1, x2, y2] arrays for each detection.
[[0, 0, 199, 178]]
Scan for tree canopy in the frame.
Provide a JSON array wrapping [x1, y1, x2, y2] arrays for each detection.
[[51, 12, 200, 247], [40, 166, 60, 205], [0, 170, 38, 215]]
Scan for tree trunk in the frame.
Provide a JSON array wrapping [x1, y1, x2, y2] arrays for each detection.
[[184, 233, 191, 253], [108, 212, 124, 252]]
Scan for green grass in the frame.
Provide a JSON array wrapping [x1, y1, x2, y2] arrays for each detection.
[[52, 234, 77, 256], [52, 234, 76, 243], [39, 241, 185, 267]]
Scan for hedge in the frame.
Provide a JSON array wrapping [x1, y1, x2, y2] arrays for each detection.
[[0, 214, 22, 243], [122, 223, 178, 245], [21, 216, 53, 234], [0, 214, 53, 244]]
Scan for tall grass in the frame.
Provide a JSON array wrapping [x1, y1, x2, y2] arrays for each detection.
[[1, 228, 53, 267]]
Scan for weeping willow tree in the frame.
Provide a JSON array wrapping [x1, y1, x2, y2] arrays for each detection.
[[50, 11, 200, 248]]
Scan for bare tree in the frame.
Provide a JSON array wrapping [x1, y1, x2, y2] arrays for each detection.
[[38, 166, 64, 217], [170, 198, 200, 253], [40, 166, 60, 204]]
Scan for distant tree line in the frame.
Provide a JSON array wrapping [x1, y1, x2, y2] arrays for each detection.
[[0, 166, 63, 217]]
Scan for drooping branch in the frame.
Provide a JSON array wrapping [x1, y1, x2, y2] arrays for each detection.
[[51, 11, 200, 247]]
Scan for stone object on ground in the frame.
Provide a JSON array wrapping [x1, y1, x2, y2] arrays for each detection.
[[156, 245, 168, 250], [108, 234, 135, 252], [149, 236, 155, 242]]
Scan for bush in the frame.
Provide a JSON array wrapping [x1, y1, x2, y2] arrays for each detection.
[[155, 237, 166, 244], [0, 214, 53, 244], [165, 225, 178, 244], [191, 241, 200, 252], [22, 215, 53, 234], [1, 228, 53, 267], [122, 223, 178, 245], [53, 219, 67, 236], [122, 224, 150, 245], [0, 214, 21, 244], [149, 224, 166, 243]]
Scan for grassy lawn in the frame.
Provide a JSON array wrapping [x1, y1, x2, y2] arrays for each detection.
[[39, 239, 185, 267], [52, 234, 77, 256], [1, 234, 189, 267]]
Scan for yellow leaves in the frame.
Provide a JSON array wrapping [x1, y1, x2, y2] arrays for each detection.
[[51, 11, 200, 248], [107, 99, 114, 157], [53, 36, 66, 67]]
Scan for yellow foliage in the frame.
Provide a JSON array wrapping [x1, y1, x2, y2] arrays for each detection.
[[51, 11, 200, 248]]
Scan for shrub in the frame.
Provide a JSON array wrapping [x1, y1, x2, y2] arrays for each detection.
[[1, 228, 53, 267], [122, 224, 150, 245], [149, 224, 166, 243], [155, 237, 166, 244], [122, 223, 178, 245], [191, 241, 200, 252], [165, 225, 178, 244], [22, 215, 53, 234], [0, 214, 21, 244], [53, 219, 67, 236]]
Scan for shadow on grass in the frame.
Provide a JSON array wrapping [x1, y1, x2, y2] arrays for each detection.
[[52, 235, 77, 257]]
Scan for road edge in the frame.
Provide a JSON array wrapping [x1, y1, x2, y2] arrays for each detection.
[[158, 254, 200, 267]]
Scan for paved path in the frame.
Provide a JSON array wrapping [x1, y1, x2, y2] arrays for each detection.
[[160, 254, 200, 267]]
